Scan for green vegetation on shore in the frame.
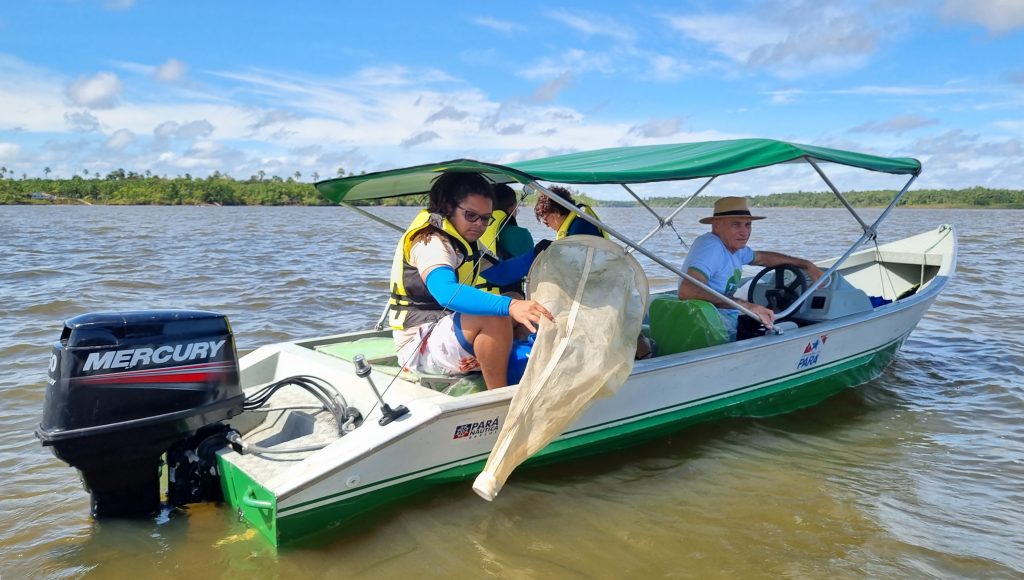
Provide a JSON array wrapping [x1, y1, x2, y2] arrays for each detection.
[[1, 172, 1021, 209], [0, 172, 330, 206], [597, 187, 1024, 209]]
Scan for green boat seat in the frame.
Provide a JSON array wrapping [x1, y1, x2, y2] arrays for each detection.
[[647, 296, 730, 356], [316, 337, 398, 366], [315, 337, 485, 395]]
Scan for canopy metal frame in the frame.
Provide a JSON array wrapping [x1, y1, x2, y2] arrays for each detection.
[[336, 151, 920, 334], [525, 156, 919, 330]]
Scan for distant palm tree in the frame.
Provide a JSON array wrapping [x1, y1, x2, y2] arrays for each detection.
[[44, 167, 52, 179], [257, 169, 265, 181], [311, 171, 319, 182], [83, 168, 89, 178], [294, 171, 302, 181], [336, 166, 345, 177]]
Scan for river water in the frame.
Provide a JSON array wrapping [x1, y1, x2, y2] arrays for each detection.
[[1, 205, 1021, 578]]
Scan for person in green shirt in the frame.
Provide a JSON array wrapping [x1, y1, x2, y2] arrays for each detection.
[[493, 183, 534, 259]]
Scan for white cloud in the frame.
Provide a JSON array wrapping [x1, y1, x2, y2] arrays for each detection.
[[105, 129, 136, 149], [907, 129, 1024, 188], [104, 0, 135, 10], [400, 131, 441, 148], [66, 72, 123, 109], [65, 111, 101, 132], [246, 109, 301, 135], [941, 0, 1024, 34], [425, 105, 470, 124], [664, 1, 884, 78], [993, 119, 1024, 132], [628, 117, 683, 139], [849, 115, 939, 135], [472, 16, 524, 34], [0, 142, 21, 159], [766, 89, 805, 104], [154, 119, 214, 140], [532, 72, 575, 103], [546, 10, 635, 43], [647, 54, 692, 82], [520, 49, 614, 81], [496, 123, 526, 136], [833, 84, 974, 96], [154, 59, 187, 83]]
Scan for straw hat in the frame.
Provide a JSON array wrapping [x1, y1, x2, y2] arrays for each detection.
[[699, 196, 766, 224]]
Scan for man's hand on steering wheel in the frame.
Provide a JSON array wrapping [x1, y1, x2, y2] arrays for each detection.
[[806, 264, 825, 283], [747, 264, 810, 314]]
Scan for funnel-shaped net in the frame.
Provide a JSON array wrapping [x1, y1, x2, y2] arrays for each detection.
[[473, 236, 648, 500]]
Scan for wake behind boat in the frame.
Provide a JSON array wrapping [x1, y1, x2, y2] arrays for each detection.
[[36, 139, 956, 547]]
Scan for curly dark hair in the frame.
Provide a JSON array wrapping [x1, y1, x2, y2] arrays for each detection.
[[428, 172, 494, 218], [534, 185, 576, 223]]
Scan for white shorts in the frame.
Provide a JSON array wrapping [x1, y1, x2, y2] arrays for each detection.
[[397, 314, 479, 376]]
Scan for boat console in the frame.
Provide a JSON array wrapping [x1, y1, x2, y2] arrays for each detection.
[[743, 268, 873, 325]]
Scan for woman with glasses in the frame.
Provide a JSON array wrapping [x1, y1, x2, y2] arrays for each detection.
[[388, 172, 553, 390]]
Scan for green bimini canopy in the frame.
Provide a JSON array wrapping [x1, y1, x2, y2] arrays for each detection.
[[315, 138, 921, 203]]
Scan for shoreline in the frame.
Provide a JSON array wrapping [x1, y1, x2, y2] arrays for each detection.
[[3, 200, 1022, 210]]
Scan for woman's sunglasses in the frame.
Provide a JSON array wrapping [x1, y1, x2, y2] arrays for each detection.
[[457, 205, 495, 225]]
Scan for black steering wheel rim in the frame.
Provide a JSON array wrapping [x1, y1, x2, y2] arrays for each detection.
[[746, 264, 809, 314]]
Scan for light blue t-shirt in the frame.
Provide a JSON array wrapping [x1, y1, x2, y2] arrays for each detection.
[[681, 232, 755, 337]]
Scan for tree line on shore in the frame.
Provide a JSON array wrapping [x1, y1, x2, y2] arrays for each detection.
[[1, 172, 1021, 208], [603, 187, 1024, 209]]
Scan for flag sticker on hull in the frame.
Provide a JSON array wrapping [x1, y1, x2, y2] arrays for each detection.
[[797, 335, 829, 370]]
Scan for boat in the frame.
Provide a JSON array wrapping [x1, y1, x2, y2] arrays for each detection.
[[36, 139, 957, 547]]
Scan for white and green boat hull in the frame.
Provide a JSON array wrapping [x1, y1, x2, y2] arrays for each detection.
[[219, 278, 939, 546]]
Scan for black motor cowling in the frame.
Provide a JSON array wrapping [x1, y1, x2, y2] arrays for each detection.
[[37, 310, 244, 518]]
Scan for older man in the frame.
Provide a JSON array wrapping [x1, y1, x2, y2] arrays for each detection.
[[677, 197, 823, 340]]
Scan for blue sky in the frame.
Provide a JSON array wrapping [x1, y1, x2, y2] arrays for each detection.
[[1, 0, 1023, 196]]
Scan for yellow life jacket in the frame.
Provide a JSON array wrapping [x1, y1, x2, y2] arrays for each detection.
[[388, 210, 483, 330], [476, 208, 507, 257], [473, 209, 506, 294], [556, 204, 609, 240]]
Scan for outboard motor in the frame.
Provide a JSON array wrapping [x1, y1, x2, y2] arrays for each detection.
[[36, 310, 244, 518]]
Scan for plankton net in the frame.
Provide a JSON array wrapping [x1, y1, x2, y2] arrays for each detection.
[[473, 236, 649, 501]]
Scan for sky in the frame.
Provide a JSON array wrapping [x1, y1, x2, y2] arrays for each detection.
[[1, 0, 1023, 198]]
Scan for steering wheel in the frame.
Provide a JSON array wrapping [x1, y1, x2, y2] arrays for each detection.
[[747, 265, 809, 314]]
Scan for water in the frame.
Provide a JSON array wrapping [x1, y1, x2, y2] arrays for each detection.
[[2, 205, 1022, 578]]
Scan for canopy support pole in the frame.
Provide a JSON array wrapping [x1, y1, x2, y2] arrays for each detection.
[[340, 202, 404, 330], [773, 162, 920, 319], [524, 181, 765, 323], [805, 157, 871, 234], [624, 177, 716, 252], [623, 184, 667, 223], [341, 202, 406, 233]]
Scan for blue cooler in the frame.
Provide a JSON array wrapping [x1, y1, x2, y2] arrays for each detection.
[[507, 334, 535, 385]]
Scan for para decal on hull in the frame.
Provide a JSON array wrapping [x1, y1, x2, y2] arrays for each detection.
[[797, 335, 829, 370]]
